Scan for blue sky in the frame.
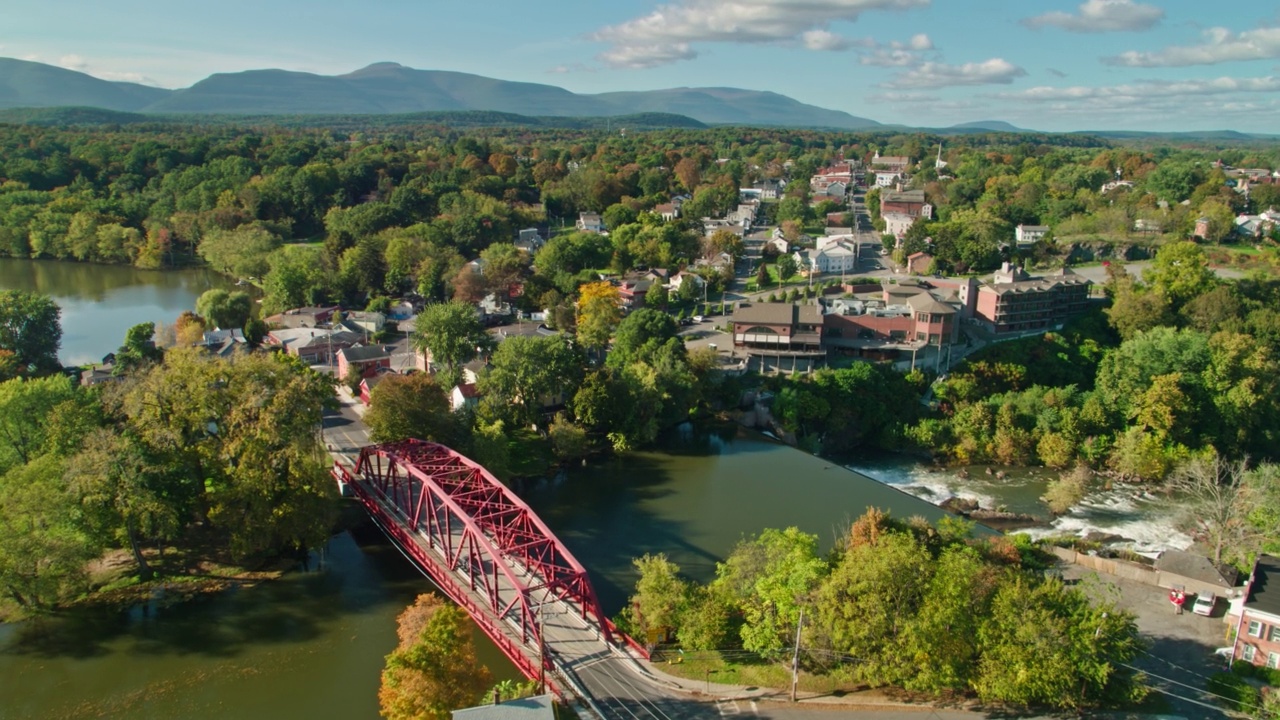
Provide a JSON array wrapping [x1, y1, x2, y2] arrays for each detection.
[[6, 0, 1280, 132]]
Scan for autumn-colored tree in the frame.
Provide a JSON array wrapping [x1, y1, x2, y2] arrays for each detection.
[[575, 281, 621, 352], [380, 593, 492, 720], [174, 311, 206, 346], [674, 157, 701, 193]]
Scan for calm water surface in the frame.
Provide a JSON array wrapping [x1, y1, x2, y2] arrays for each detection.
[[0, 424, 954, 719], [0, 258, 238, 365]]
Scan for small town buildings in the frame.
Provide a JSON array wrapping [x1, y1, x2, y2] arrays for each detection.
[[874, 171, 900, 188], [870, 152, 910, 173], [576, 212, 604, 233], [1015, 224, 1049, 246], [516, 228, 545, 253], [906, 252, 934, 275], [80, 365, 120, 387], [883, 212, 916, 238], [264, 306, 340, 329], [972, 264, 1092, 334], [794, 241, 857, 275], [823, 284, 959, 355], [1194, 216, 1212, 240], [336, 344, 393, 380], [265, 327, 361, 364], [450, 382, 480, 412], [810, 163, 853, 195], [730, 302, 825, 373], [199, 328, 248, 357], [452, 694, 555, 720], [668, 270, 704, 295], [343, 311, 387, 336], [1227, 555, 1280, 668], [879, 189, 932, 220], [617, 276, 656, 310], [654, 203, 679, 221]]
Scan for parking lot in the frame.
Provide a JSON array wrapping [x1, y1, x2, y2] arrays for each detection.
[[1061, 563, 1236, 719]]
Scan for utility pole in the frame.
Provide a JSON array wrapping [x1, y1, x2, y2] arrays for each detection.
[[790, 609, 804, 702]]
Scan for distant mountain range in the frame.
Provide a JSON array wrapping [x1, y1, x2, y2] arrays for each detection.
[[0, 57, 881, 130]]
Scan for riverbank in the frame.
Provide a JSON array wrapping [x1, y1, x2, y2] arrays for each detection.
[[727, 401, 1192, 554]]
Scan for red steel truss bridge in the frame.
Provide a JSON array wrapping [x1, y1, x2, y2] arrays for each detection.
[[332, 439, 655, 709]]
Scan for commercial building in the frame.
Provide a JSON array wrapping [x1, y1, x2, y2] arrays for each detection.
[[972, 264, 1092, 334], [730, 302, 825, 373]]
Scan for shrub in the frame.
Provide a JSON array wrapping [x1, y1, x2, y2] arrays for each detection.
[[1207, 671, 1261, 714]]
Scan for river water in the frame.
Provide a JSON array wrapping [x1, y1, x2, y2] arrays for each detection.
[[0, 258, 238, 366], [0, 260, 1190, 717], [0, 424, 960, 719]]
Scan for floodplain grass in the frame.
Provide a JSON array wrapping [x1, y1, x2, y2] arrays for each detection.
[[651, 648, 854, 695]]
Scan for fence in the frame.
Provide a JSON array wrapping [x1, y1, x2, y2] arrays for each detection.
[[1050, 546, 1236, 597]]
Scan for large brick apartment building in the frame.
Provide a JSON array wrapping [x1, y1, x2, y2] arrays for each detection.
[[970, 264, 1092, 334], [1228, 555, 1280, 668]]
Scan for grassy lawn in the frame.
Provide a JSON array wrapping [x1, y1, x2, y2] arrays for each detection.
[[747, 264, 808, 292], [653, 649, 856, 695]]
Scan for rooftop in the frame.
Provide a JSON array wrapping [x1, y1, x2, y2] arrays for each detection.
[[452, 695, 555, 720], [732, 302, 823, 326], [1248, 555, 1280, 617], [337, 344, 393, 363], [1154, 549, 1238, 589]]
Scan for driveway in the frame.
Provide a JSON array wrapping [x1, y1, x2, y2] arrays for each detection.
[[1062, 564, 1234, 719]]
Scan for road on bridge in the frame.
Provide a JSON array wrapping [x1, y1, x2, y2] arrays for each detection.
[[323, 393, 1056, 720]]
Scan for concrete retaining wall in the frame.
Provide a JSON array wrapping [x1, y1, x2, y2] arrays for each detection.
[[1050, 546, 1234, 596]]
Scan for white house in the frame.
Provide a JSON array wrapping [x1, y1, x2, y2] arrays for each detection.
[[516, 228, 545, 252], [875, 171, 900, 188], [576, 213, 604, 233], [1015, 224, 1049, 246], [450, 383, 480, 412], [669, 270, 705, 294], [794, 241, 857, 275], [884, 212, 916, 238]]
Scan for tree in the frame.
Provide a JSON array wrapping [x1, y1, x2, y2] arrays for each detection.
[[575, 281, 621, 352], [66, 429, 178, 580], [644, 281, 668, 309], [379, 593, 492, 720], [974, 579, 1146, 709], [1144, 241, 1215, 308], [113, 322, 165, 375], [195, 289, 253, 331], [775, 255, 797, 285], [0, 454, 99, 609], [479, 334, 582, 427], [755, 263, 770, 288], [0, 374, 80, 474], [364, 373, 459, 446], [809, 528, 932, 686], [197, 224, 280, 280], [1170, 455, 1254, 566], [712, 527, 828, 658], [630, 553, 689, 644], [413, 302, 491, 386], [108, 349, 337, 560], [0, 290, 61, 374], [607, 309, 680, 370]]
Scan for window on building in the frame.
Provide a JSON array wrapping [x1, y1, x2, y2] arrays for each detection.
[[1244, 644, 1257, 662], [1249, 620, 1264, 638], [1271, 626, 1280, 643], [1269, 652, 1280, 670]]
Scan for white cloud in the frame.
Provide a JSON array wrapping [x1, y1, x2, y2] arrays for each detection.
[[1023, 0, 1163, 33], [55, 53, 160, 86], [592, 0, 929, 68], [1105, 26, 1280, 66], [597, 43, 698, 69], [996, 75, 1280, 101], [867, 91, 939, 103], [857, 34, 934, 66], [802, 30, 850, 51], [885, 58, 1026, 88], [59, 54, 89, 71]]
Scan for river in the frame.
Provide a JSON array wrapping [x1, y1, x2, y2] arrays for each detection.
[[0, 258, 239, 366], [0, 260, 1188, 717], [0, 424, 961, 719]]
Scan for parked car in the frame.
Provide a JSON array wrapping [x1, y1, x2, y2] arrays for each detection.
[[692, 315, 705, 323], [1193, 592, 1217, 616]]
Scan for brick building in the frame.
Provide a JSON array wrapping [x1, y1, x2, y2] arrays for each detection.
[[1228, 555, 1280, 668], [973, 264, 1092, 334], [730, 302, 825, 373]]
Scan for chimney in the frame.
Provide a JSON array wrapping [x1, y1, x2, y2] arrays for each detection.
[[493, 688, 501, 705]]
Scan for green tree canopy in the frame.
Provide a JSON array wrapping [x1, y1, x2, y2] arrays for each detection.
[[0, 290, 61, 374]]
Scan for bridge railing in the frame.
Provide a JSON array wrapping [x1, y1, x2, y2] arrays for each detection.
[[335, 462, 563, 697]]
